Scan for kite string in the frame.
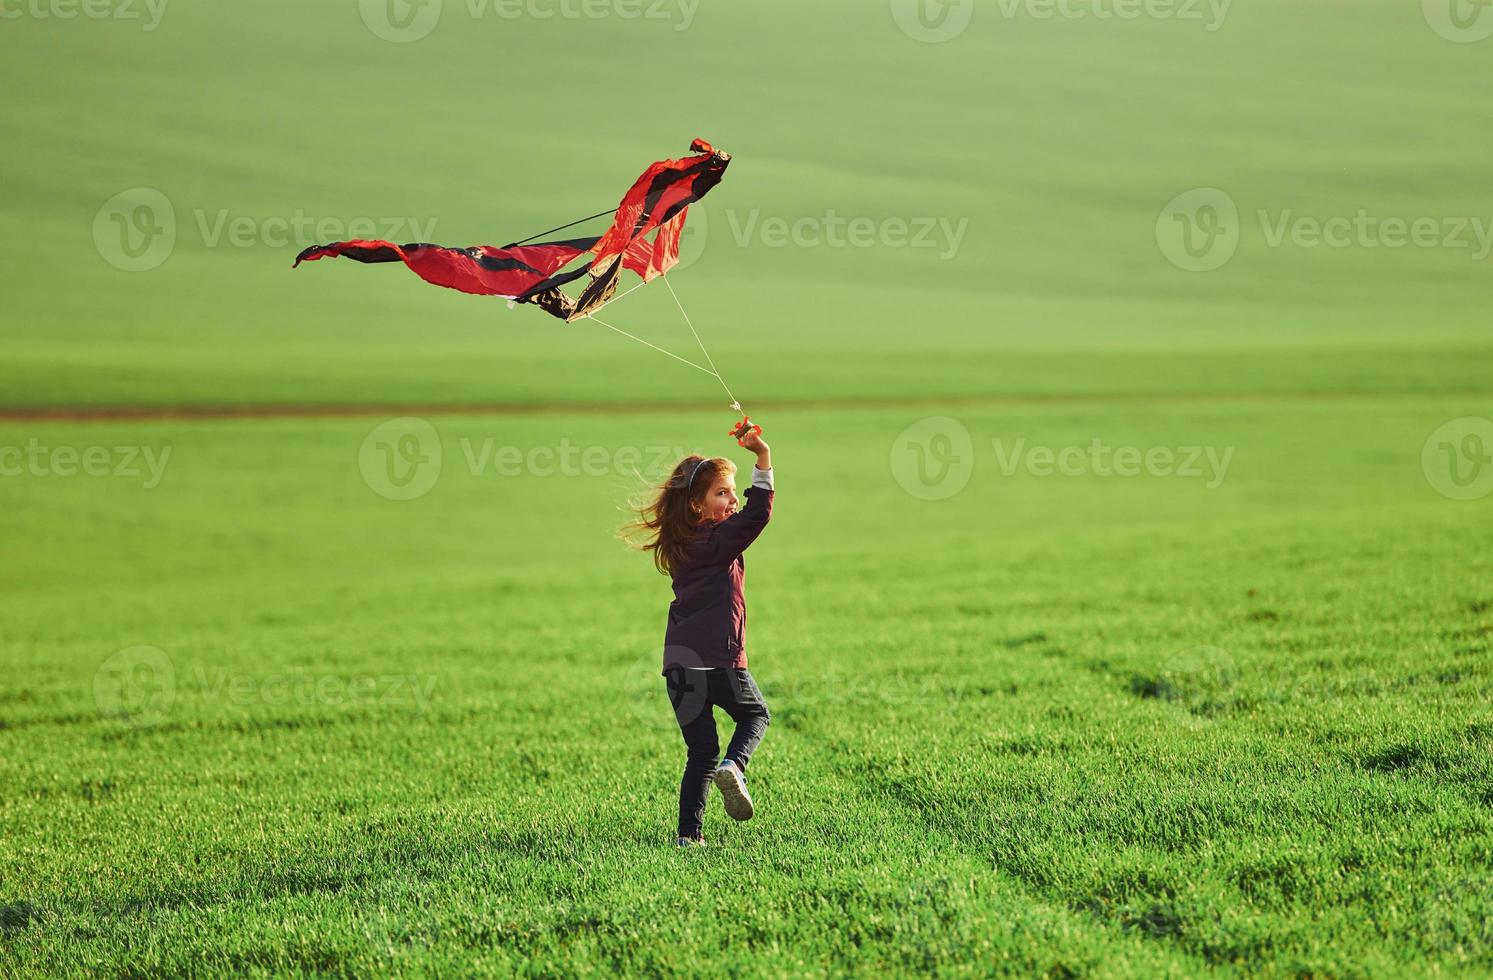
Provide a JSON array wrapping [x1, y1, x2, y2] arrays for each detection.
[[501, 207, 618, 249], [585, 313, 717, 377], [662, 274, 741, 413], [585, 278, 648, 317], [574, 273, 744, 415]]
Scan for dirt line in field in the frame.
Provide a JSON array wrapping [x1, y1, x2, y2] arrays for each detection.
[[0, 389, 1488, 424]]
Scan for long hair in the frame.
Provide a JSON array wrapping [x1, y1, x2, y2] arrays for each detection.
[[622, 455, 736, 575]]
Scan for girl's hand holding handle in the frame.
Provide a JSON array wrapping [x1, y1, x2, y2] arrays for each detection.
[[729, 417, 770, 469], [740, 431, 770, 471]]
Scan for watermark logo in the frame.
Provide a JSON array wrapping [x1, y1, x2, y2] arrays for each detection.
[[1157, 188, 1239, 272], [626, 647, 772, 732], [1423, 0, 1493, 42], [93, 646, 176, 728], [1422, 417, 1493, 500], [673, 204, 708, 273], [1160, 644, 1236, 695], [1147, 644, 1238, 723], [93, 188, 176, 272], [890, 417, 975, 500], [890, 0, 974, 42], [360, 417, 442, 500], [359, 0, 442, 41], [623, 647, 690, 731]]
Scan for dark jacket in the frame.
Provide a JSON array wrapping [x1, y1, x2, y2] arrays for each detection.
[[661, 484, 774, 673]]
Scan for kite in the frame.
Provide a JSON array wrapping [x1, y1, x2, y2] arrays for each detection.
[[293, 138, 751, 427]]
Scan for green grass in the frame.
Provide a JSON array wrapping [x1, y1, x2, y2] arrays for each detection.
[[3, 399, 1492, 975], [4, 0, 1493, 974], [2, 0, 1492, 406]]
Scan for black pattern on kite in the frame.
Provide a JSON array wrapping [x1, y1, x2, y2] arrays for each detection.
[[293, 139, 730, 322]]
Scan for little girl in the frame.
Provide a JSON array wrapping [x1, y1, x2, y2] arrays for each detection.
[[628, 430, 774, 848]]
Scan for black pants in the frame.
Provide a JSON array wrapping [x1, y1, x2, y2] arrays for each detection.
[[664, 666, 771, 838]]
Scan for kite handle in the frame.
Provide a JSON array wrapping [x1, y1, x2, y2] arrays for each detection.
[[728, 416, 762, 447]]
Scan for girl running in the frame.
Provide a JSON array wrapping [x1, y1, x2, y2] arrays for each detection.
[[628, 429, 774, 848]]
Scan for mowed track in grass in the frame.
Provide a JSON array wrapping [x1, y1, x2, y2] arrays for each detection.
[[3, 396, 1491, 975]]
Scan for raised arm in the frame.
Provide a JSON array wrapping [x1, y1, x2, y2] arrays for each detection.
[[703, 433, 773, 563]]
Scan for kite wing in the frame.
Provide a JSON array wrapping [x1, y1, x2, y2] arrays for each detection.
[[291, 237, 598, 299], [293, 139, 730, 322]]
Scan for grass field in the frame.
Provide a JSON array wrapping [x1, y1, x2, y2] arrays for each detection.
[[4, 0, 1493, 975], [4, 0, 1493, 408]]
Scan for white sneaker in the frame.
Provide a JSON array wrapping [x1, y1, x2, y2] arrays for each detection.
[[713, 760, 755, 821]]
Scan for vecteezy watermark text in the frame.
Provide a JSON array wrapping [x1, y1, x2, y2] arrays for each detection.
[[358, 0, 699, 43], [1257, 210, 1493, 258], [888, 417, 1236, 499], [459, 438, 700, 479], [622, 645, 970, 732], [463, 0, 697, 25], [193, 667, 436, 713], [358, 416, 704, 500], [92, 645, 438, 727], [992, 437, 1233, 488], [194, 210, 438, 251], [1158, 188, 1493, 272], [723, 209, 969, 260], [1, 439, 171, 488], [92, 187, 438, 273], [889, 0, 1229, 43], [0, 0, 168, 30], [994, 0, 1230, 30]]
